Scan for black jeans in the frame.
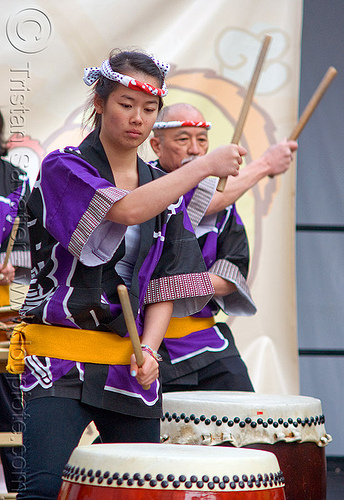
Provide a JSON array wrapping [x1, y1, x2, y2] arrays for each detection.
[[16, 397, 160, 500]]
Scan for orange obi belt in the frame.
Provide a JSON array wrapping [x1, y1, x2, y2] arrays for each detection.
[[7, 316, 215, 375], [164, 316, 215, 338], [0, 285, 10, 307]]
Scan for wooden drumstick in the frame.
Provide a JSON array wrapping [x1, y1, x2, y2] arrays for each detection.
[[268, 66, 337, 178], [217, 34, 272, 192], [289, 66, 337, 141], [117, 284, 150, 390], [0, 216, 20, 280]]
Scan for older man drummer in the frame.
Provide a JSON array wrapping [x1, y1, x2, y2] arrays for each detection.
[[150, 103, 297, 393]]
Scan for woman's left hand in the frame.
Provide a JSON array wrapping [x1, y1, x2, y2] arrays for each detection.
[[130, 351, 159, 387]]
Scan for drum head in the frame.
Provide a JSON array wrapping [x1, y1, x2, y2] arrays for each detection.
[[161, 391, 331, 447], [61, 443, 285, 494]]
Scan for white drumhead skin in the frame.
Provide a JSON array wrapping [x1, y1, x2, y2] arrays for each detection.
[[161, 391, 332, 447], [62, 443, 285, 492]]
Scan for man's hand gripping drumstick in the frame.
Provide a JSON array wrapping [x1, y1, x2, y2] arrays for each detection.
[[217, 34, 272, 192]]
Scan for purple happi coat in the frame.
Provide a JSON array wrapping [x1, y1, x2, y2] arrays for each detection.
[[19, 130, 213, 417]]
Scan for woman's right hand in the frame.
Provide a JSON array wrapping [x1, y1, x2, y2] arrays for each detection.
[[198, 144, 247, 178]]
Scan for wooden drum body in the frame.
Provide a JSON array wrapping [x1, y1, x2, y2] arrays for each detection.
[[160, 392, 332, 500], [58, 443, 286, 499]]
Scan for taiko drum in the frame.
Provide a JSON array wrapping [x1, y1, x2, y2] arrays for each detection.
[[58, 442, 286, 499], [160, 392, 332, 500]]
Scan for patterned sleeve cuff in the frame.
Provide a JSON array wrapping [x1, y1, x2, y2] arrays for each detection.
[[69, 186, 128, 266], [209, 259, 257, 316], [187, 177, 218, 231], [144, 272, 215, 317]]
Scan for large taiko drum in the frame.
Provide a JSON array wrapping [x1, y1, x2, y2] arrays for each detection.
[[160, 392, 332, 500], [57, 443, 286, 499]]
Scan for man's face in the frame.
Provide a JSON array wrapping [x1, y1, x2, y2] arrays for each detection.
[[153, 126, 209, 172]]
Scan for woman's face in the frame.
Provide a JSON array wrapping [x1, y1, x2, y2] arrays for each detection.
[[95, 71, 161, 151]]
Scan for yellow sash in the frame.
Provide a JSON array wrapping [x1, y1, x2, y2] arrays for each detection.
[[165, 316, 215, 338], [7, 322, 135, 374], [0, 285, 10, 307], [6, 316, 216, 374]]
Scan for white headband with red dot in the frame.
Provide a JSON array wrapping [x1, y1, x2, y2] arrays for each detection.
[[83, 57, 170, 97], [153, 120, 212, 130]]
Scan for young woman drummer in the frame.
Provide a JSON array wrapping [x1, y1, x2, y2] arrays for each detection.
[[8, 49, 244, 499]]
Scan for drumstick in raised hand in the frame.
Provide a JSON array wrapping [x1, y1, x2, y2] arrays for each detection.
[[0, 216, 20, 281], [269, 66, 337, 178], [117, 284, 150, 390], [289, 66, 337, 141], [217, 34, 272, 192]]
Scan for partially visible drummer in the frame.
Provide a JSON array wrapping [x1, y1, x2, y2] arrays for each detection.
[[0, 109, 30, 494], [0, 110, 31, 290], [150, 103, 298, 392]]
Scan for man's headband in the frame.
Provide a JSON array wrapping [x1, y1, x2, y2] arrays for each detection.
[[153, 120, 212, 130], [83, 57, 169, 97]]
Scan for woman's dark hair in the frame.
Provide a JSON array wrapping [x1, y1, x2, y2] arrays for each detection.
[[0, 110, 8, 157], [84, 49, 165, 130]]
